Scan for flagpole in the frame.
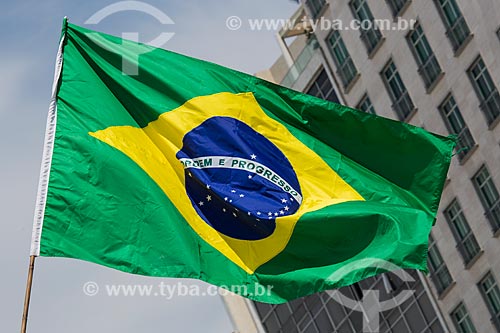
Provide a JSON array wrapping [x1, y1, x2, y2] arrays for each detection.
[[21, 255, 36, 333]]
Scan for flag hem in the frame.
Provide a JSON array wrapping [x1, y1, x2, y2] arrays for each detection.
[[30, 29, 66, 256]]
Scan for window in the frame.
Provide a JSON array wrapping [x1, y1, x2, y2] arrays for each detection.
[[356, 94, 376, 114], [255, 272, 446, 332], [444, 199, 481, 265], [306, 68, 340, 104], [428, 235, 453, 295], [327, 30, 358, 89], [478, 272, 500, 331], [434, 0, 471, 52], [382, 59, 415, 121], [305, 0, 326, 19], [472, 165, 500, 232], [407, 22, 442, 89], [439, 94, 475, 161], [281, 37, 319, 88], [386, 0, 410, 16], [349, 0, 383, 54], [467, 56, 500, 126], [450, 302, 477, 333], [254, 303, 281, 332]]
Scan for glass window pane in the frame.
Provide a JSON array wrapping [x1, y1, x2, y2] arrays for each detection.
[[405, 302, 426, 331], [305, 294, 322, 313], [435, 0, 470, 50], [307, 69, 340, 103], [448, 110, 466, 133], [439, 95, 476, 161], [357, 94, 376, 114], [326, 298, 347, 325], [474, 166, 500, 208], [297, 312, 314, 330], [481, 182, 500, 207], [428, 237, 453, 293], [387, 0, 410, 16], [440, 0, 460, 25], [350, 0, 381, 53], [410, 25, 431, 62], [315, 309, 334, 331], [254, 302, 272, 318], [408, 23, 442, 87], [263, 313, 280, 332], [468, 57, 500, 126], [451, 302, 477, 333], [479, 273, 500, 321], [275, 304, 292, 324], [306, 0, 326, 18], [328, 30, 358, 87], [348, 311, 363, 332], [382, 60, 414, 119]]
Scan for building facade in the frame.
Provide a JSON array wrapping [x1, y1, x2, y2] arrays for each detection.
[[224, 1, 500, 332]]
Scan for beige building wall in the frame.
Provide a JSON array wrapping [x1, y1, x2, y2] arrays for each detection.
[[305, 1, 500, 332], [225, 1, 500, 332]]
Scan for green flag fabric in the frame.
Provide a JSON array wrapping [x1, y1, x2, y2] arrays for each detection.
[[31, 20, 455, 303]]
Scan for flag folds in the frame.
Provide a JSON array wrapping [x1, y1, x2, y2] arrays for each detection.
[[31, 21, 455, 303]]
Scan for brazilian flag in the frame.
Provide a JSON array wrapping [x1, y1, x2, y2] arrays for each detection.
[[31, 20, 455, 303]]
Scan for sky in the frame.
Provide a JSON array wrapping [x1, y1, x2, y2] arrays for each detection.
[[0, 0, 299, 331]]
